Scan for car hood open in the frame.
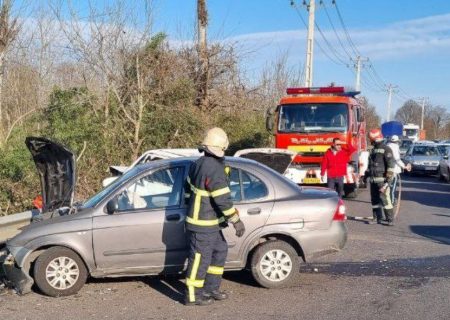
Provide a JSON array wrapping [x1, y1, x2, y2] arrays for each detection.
[[25, 137, 76, 213], [234, 148, 296, 174]]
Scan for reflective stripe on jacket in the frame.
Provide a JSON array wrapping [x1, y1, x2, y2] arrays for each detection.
[[186, 154, 238, 233]]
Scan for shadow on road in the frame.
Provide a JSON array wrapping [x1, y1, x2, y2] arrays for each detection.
[[223, 270, 259, 288], [143, 276, 185, 303], [303, 255, 450, 278], [433, 214, 450, 218], [410, 225, 450, 245], [401, 190, 450, 209], [86, 275, 186, 303]]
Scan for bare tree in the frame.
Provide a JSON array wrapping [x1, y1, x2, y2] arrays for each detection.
[[358, 96, 380, 131], [394, 99, 422, 124], [0, 0, 18, 125], [424, 105, 449, 140], [52, 0, 155, 159]]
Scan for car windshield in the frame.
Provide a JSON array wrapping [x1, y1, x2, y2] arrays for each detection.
[[81, 167, 142, 209], [404, 129, 418, 136], [278, 103, 348, 133], [411, 146, 439, 156]]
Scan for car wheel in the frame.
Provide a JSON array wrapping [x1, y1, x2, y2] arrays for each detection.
[[34, 246, 88, 297], [250, 240, 299, 288]]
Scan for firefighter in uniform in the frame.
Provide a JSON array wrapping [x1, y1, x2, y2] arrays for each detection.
[[366, 129, 397, 226], [184, 127, 245, 306]]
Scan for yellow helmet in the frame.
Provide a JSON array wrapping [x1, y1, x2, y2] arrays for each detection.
[[201, 127, 229, 157]]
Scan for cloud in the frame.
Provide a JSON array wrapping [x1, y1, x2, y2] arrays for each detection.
[[217, 13, 450, 61]]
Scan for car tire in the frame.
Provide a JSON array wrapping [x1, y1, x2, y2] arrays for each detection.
[[34, 246, 88, 297], [250, 240, 299, 289]]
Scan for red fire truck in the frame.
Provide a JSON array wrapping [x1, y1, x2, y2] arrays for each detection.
[[266, 86, 369, 197]]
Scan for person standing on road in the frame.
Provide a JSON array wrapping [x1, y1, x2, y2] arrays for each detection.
[[365, 129, 397, 226], [386, 135, 411, 204], [320, 138, 356, 198], [184, 127, 246, 306]]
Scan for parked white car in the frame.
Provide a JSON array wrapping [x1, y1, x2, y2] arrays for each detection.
[[103, 149, 203, 186]]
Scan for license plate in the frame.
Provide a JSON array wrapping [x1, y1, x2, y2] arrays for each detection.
[[303, 178, 321, 184], [425, 167, 435, 170]]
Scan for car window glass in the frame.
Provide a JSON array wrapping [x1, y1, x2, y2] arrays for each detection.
[[117, 167, 184, 211], [241, 170, 268, 201], [412, 146, 438, 156], [228, 168, 242, 202]]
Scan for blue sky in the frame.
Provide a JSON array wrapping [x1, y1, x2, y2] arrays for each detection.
[[15, 0, 450, 121], [150, 0, 450, 121]]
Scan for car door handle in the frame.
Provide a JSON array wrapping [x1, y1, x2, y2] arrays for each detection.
[[166, 214, 181, 221], [247, 208, 261, 215]]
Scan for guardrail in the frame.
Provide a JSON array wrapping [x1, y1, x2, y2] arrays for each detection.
[[0, 211, 32, 245]]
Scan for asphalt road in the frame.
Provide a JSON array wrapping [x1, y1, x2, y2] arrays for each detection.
[[1, 174, 449, 320]]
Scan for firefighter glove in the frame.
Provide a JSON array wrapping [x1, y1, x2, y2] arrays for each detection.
[[386, 171, 394, 183], [232, 220, 245, 237]]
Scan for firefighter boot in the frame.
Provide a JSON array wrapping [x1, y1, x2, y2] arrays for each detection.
[[368, 208, 383, 224], [385, 209, 395, 226], [185, 295, 214, 306], [203, 290, 228, 301]]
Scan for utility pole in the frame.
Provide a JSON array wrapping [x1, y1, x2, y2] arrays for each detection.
[[196, 0, 208, 109], [386, 84, 398, 122], [353, 56, 368, 92], [419, 97, 427, 130], [304, 0, 316, 87]]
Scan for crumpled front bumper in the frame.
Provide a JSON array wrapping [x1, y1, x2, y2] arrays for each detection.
[[0, 248, 34, 294]]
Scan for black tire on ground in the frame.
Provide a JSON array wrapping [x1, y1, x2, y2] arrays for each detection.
[[438, 169, 445, 181], [33, 246, 88, 297], [250, 240, 299, 289]]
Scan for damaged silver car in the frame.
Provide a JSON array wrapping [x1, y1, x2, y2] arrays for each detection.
[[0, 137, 347, 297]]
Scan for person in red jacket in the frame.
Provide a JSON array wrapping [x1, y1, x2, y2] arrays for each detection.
[[320, 138, 356, 197]]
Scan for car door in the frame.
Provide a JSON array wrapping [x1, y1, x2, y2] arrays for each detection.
[[223, 166, 275, 262], [92, 165, 188, 273]]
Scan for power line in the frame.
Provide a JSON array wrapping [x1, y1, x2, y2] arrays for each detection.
[[332, 0, 360, 57], [320, 0, 353, 60]]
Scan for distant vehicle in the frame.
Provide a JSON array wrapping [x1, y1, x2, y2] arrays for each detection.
[[436, 143, 450, 157], [403, 143, 441, 175], [0, 138, 347, 296], [403, 123, 426, 142], [438, 146, 450, 182]]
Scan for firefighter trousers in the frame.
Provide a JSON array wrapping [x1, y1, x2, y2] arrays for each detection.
[[185, 230, 228, 303], [370, 181, 394, 222]]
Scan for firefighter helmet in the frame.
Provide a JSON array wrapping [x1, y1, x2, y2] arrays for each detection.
[[369, 129, 383, 142], [201, 127, 229, 157], [390, 135, 400, 142]]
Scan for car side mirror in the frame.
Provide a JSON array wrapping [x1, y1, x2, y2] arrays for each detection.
[[106, 197, 119, 214], [444, 155, 449, 160]]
